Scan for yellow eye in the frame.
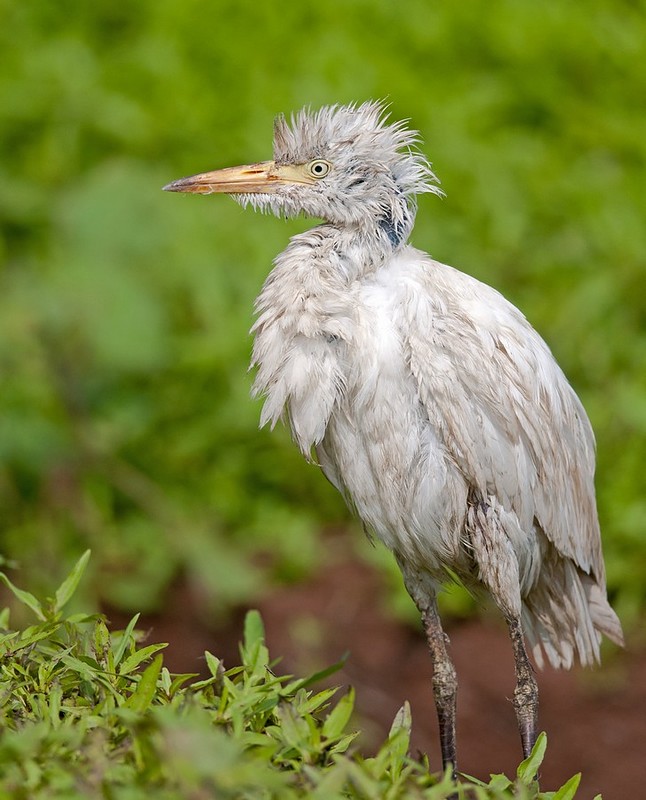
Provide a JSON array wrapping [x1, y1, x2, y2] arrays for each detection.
[[307, 159, 331, 179]]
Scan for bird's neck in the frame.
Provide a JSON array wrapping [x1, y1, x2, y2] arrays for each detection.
[[316, 219, 409, 282], [251, 217, 412, 451]]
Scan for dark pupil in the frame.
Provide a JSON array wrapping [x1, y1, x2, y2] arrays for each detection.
[[314, 163, 323, 173]]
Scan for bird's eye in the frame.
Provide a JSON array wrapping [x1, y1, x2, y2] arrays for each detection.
[[307, 159, 331, 179]]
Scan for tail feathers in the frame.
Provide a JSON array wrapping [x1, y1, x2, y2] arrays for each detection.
[[586, 578, 624, 648], [522, 560, 623, 670]]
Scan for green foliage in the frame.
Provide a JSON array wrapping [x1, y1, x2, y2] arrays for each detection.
[[0, 557, 586, 798], [0, 1, 644, 622]]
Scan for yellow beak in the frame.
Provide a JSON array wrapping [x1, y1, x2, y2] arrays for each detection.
[[163, 161, 316, 194]]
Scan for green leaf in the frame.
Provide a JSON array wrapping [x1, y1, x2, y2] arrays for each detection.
[[460, 772, 488, 787], [125, 654, 163, 712], [168, 672, 199, 695], [328, 732, 359, 755], [93, 618, 111, 669], [488, 773, 513, 790], [389, 700, 412, 738], [54, 550, 91, 612], [387, 702, 412, 768], [189, 675, 221, 691], [299, 686, 339, 715], [119, 643, 168, 675], [0, 631, 20, 654], [0, 573, 45, 620], [243, 609, 265, 651], [517, 731, 547, 783], [48, 685, 63, 729], [160, 666, 172, 694], [274, 703, 309, 749], [61, 653, 100, 681], [204, 650, 223, 678], [322, 688, 355, 740], [285, 652, 349, 693], [552, 772, 582, 800], [309, 758, 352, 797], [113, 613, 140, 666]]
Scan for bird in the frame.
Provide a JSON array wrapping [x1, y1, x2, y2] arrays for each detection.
[[164, 100, 623, 773]]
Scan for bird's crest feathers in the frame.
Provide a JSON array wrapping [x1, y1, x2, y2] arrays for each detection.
[[273, 100, 442, 199]]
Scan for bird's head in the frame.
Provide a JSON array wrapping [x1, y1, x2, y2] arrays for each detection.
[[164, 101, 442, 246]]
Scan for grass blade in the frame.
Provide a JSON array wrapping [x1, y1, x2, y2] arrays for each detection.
[[125, 654, 163, 712], [285, 652, 349, 693], [552, 772, 582, 800], [517, 731, 547, 783], [0, 573, 45, 620], [113, 613, 141, 666], [54, 550, 91, 612], [243, 609, 265, 650], [322, 688, 355, 739]]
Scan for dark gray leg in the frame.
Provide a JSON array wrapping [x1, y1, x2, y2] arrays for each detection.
[[507, 616, 539, 759], [421, 600, 458, 775]]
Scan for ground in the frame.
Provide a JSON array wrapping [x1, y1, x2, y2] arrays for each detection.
[[107, 538, 642, 800]]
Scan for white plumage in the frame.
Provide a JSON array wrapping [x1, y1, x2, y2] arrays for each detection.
[[165, 101, 623, 771]]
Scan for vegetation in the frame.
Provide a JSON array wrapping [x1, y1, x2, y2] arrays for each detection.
[[0, 555, 589, 799], [0, 3, 644, 624]]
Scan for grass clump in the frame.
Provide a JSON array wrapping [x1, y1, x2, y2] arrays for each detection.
[[0, 553, 590, 799]]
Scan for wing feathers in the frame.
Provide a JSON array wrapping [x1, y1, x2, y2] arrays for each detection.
[[402, 255, 602, 580]]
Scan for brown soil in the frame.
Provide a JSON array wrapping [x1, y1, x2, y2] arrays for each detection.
[[108, 544, 643, 800]]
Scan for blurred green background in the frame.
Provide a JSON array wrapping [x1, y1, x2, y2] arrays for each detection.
[[1, 0, 644, 630]]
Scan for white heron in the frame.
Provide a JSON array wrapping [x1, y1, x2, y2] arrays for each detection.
[[164, 101, 623, 772]]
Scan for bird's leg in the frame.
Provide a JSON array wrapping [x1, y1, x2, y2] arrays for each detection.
[[396, 561, 458, 774], [506, 616, 539, 760], [421, 600, 458, 775]]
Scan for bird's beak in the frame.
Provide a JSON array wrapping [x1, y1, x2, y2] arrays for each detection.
[[163, 161, 315, 195]]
